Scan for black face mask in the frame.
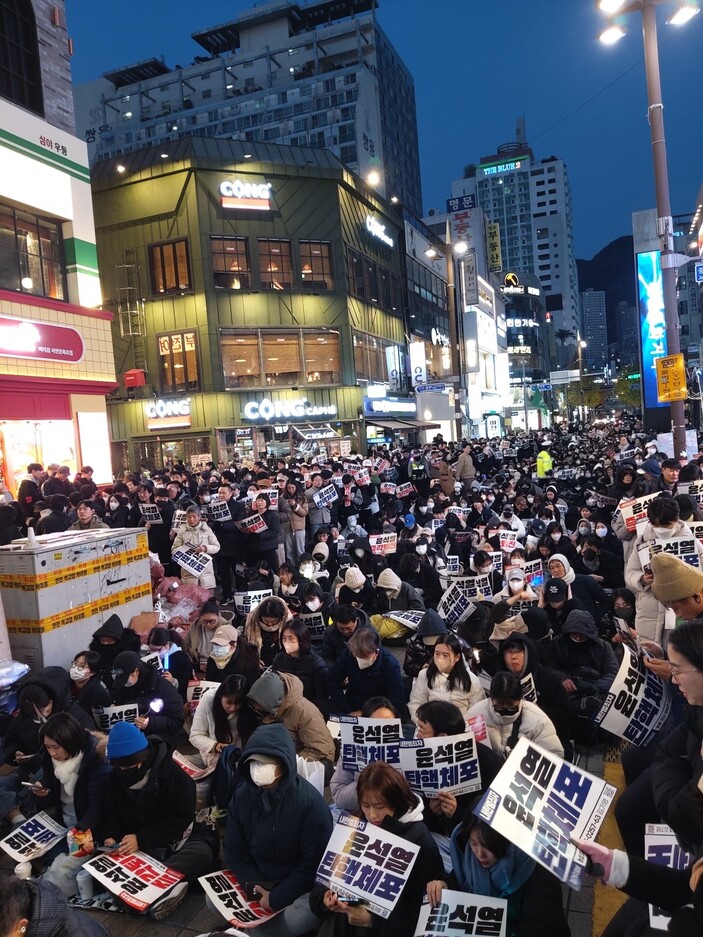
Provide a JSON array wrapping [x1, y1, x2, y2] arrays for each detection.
[[493, 706, 519, 717], [118, 763, 148, 787], [583, 549, 598, 563], [614, 606, 634, 622]]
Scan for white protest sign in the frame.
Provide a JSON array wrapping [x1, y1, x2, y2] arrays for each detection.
[[352, 467, 371, 486], [0, 813, 67, 861], [185, 680, 221, 705], [644, 824, 693, 930], [313, 484, 339, 508], [172, 547, 211, 577], [316, 814, 420, 918], [92, 703, 139, 732], [498, 530, 518, 552], [638, 536, 701, 575], [396, 482, 415, 499], [387, 609, 425, 632], [261, 488, 279, 508], [437, 582, 477, 628], [139, 503, 162, 524], [488, 552, 503, 576], [171, 509, 187, 529], [445, 554, 460, 575], [466, 714, 490, 747], [140, 651, 164, 673], [298, 611, 327, 639], [199, 870, 280, 928], [594, 646, 671, 747], [520, 673, 537, 703], [373, 458, 391, 473], [676, 481, 703, 504], [236, 513, 268, 534], [208, 499, 232, 522], [523, 559, 544, 588], [448, 506, 471, 519], [619, 492, 661, 533], [369, 532, 397, 555], [380, 482, 397, 495], [475, 737, 616, 889], [414, 891, 507, 937], [335, 715, 403, 773], [233, 589, 272, 615], [84, 851, 184, 912], [400, 733, 481, 797], [689, 521, 703, 544]]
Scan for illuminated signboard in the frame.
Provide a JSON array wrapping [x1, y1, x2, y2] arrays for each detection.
[[242, 397, 337, 421], [362, 396, 417, 418], [0, 315, 84, 363], [145, 398, 192, 430], [479, 155, 529, 177], [363, 215, 394, 249], [637, 250, 667, 410], [219, 179, 273, 211]]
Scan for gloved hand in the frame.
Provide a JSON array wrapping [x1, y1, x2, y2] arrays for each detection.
[[570, 838, 613, 882]]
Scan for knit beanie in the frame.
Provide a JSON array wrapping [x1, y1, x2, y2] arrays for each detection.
[[247, 671, 285, 714], [106, 721, 149, 760], [345, 567, 367, 591], [651, 553, 703, 605]]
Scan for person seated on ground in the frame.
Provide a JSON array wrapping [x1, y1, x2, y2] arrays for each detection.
[[397, 551, 443, 608], [34, 713, 111, 897], [143, 626, 194, 702], [310, 761, 444, 937], [329, 697, 406, 812], [319, 604, 373, 667], [88, 614, 141, 688], [403, 608, 455, 679], [428, 814, 571, 937], [298, 581, 337, 638], [0, 874, 108, 937], [103, 721, 216, 920], [189, 674, 257, 814], [539, 576, 586, 636], [243, 595, 293, 670], [547, 552, 608, 622], [337, 565, 377, 613], [328, 625, 406, 718], [272, 618, 329, 717], [375, 566, 425, 613], [408, 633, 484, 724], [183, 599, 228, 673], [651, 551, 703, 622], [552, 608, 618, 737], [247, 670, 336, 778], [68, 650, 110, 716], [222, 722, 333, 937], [467, 672, 564, 758], [203, 624, 260, 686], [298, 551, 330, 592], [109, 650, 185, 746], [573, 533, 624, 590], [277, 562, 305, 613], [599, 588, 637, 645], [481, 602, 530, 673]]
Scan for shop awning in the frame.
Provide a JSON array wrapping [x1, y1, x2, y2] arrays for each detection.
[[366, 418, 441, 432], [291, 423, 341, 441]]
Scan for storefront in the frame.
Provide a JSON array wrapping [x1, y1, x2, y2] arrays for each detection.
[[361, 394, 438, 448]]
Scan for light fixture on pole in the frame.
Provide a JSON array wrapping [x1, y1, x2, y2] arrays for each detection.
[[597, 0, 699, 459], [577, 335, 587, 425]]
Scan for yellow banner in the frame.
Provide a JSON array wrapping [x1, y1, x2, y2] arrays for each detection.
[[656, 353, 687, 403]]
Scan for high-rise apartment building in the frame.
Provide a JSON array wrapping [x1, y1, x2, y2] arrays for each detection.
[[73, 0, 422, 214], [581, 289, 608, 370], [444, 123, 580, 360]]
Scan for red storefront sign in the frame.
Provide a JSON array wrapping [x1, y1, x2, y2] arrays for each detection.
[[0, 315, 84, 363]]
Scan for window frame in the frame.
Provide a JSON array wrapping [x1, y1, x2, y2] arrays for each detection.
[[210, 235, 251, 290], [220, 327, 342, 390], [257, 238, 293, 290], [0, 200, 67, 300], [148, 238, 192, 295], [299, 239, 334, 290], [156, 329, 201, 394]]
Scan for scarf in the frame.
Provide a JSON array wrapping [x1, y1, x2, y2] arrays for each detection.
[[52, 752, 84, 798], [551, 553, 575, 584], [450, 830, 535, 899], [211, 647, 236, 670]]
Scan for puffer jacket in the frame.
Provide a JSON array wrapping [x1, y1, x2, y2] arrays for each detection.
[[224, 723, 333, 912], [403, 608, 448, 678], [467, 697, 564, 757], [184, 613, 230, 667], [279, 495, 309, 532], [264, 670, 335, 764], [552, 609, 618, 696], [189, 687, 243, 768], [88, 613, 142, 686], [376, 567, 425, 612], [651, 706, 703, 853], [243, 595, 292, 666], [329, 645, 406, 716], [25, 877, 108, 937], [110, 663, 185, 744], [408, 664, 485, 723], [625, 519, 703, 642], [172, 520, 221, 588]]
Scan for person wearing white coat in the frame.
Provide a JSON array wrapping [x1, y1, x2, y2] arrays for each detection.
[[171, 504, 221, 590], [408, 634, 485, 724], [467, 671, 564, 758]]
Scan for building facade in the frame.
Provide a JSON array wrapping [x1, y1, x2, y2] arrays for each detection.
[[73, 0, 422, 215], [0, 1, 115, 491], [91, 138, 424, 469], [581, 288, 608, 370]]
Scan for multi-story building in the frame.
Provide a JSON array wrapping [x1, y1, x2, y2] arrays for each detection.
[[91, 138, 424, 468], [73, 0, 422, 215], [0, 1, 115, 491], [581, 288, 608, 370]]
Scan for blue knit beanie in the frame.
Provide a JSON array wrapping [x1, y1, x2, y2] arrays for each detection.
[[106, 721, 149, 760]]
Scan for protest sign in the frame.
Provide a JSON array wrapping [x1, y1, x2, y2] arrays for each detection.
[[476, 737, 616, 888], [679, 481, 703, 504], [520, 673, 537, 703], [400, 733, 481, 797], [84, 851, 184, 912], [172, 547, 211, 577], [689, 521, 703, 544], [374, 458, 390, 474], [594, 645, 671, 747], [208, 499, 232, 522], [92, 703, 139, 732], [298, 611, 327, 640], [447, 506, 471, 520], [437, 582, 477, 628], [638, 535, 701, 574], [523, 559, 544, 588], [199, 870, 280, 928], [140, 651, 164, 673], [316, 814, 420, 918], [445, 554, 461, 575], [498, 531, 518, 552], [387, 609, 425, 632], [235, 513, 268, 534], [139, 503, 162, 524], [369, 532, 397, 555], [554, 468, 576, 480], [380, 482, 397, 495], [396, 482, 415, 499], [459, 574, 493, 602], [172, 750, 215, 781], [0, 813, 67, 862], [261, 488, 279, 508], [613, 616, 639, 654], [502, 449, 517, 459], [186, 680, 220, 706], [352, 467, 371, 486], [414, 891, 507, 937], [644, 824, 693, 930], [171, 509, 187, 529], [313, 484, 339, 508], [466, 714, 490, 747], [233, 589, 272, 615], [488, 552, 504, 576], [619, 492, 661, 533], [452, 530, 473, 544], [615, 448, 638, 462], [335, 715, 403, 773]]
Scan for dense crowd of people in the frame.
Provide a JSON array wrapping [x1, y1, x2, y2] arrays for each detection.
[[1, 423, 703, 936]]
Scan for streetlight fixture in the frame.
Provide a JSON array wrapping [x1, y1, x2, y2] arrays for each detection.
[[366, 170, 381, 188], [596, 0, 698, 460], [577, 336, 587, 426]]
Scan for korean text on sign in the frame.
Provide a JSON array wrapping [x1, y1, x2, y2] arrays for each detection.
[[335, 716, 403, 773], [644, 824, 693, 931], [414, 891, 507, 937], [92, 703, 139, 732], [0, 813, 67, 862], [199, 869, 279, 928], [84, 851, 183, 912], [400, 733, 481, 797], [594, 646, 671, 747]]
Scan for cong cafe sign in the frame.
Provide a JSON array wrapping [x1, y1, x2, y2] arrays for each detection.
[[219, 178, 273, 211], [145, 397, 192, 431], [242, 397, 338, 422], [363, 215, 394, 249]]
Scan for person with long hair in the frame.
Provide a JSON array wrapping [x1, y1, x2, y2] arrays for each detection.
[[272, 618, 329, 716], [243, 595, 293, 669], [408, 633, 484, 723], [311, 761, 443, 935], [144, 626, 194, 701], [279, 480, 309, 564]]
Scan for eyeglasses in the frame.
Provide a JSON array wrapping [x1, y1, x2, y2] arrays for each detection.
[[669, 664, 700, 677]]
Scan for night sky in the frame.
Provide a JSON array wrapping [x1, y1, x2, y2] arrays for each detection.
[[65, 0, 703, 259]]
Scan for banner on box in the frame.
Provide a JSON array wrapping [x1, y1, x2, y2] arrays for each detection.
[[644, 824, 693, 930], [313, 484, 339, 508], [0, 812, 67, 862], [475, 738, 616, 888], [139, 503, 162, 524], [199, 869, 280, 928], [369, 533, 397, 555], [400, 733, 481, 797], [92, 703, 139, 732], [594, 646, 671, 747], [172, 547, 211, 576], [84, 851, 184, 912], [316, 814, 420, 918], [414, 891, 507, 937], [233, 589, 272, 615], [335, 715, 403, 773]]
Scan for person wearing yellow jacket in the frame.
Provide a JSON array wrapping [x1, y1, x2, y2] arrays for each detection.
[[536, 440, 554, 478]]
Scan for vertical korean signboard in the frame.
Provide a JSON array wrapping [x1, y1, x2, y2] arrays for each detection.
[[638, 250, 667, 413], [487, 223, 502, 274]]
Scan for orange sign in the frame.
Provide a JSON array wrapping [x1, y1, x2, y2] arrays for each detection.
[[655, 353, 687, 403]]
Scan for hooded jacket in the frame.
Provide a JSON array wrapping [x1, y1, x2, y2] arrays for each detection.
[[376, 567, 425, 612], [328, 645, 406, 716], [110, 662, 185, 743], [172, 519, 221, 588], [259, 670, 335, 764], [403, 609, 448, 678], [24, 877, 108, 937], [224, 723, 333, 912], [243, 595, 293, 667], [88, 614, 142, 685], [39, 731, 111, 837], [552, 609, 619, 695], [347, 534, 386, 578], [549, 553, 608, 620], [467, 698, 564, 758], [17, 474, 41, 519]]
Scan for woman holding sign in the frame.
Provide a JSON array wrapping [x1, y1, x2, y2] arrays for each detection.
[[408, 633, 484, 724]]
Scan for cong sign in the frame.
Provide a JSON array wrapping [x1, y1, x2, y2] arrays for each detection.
[[219, 179, 273, 211], [0, 315, 84, 363], [242, 397, 337, 422], [145, 398, 192, 430]]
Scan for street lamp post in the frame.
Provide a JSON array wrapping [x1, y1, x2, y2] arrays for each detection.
[[598, 0, 698, 460], [577, 335, 587, 426]]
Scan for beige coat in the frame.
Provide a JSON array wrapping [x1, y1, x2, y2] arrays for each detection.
[[454, 450, 476, 481], [262, 671, 335, 764], [172, 520, 221, 589]]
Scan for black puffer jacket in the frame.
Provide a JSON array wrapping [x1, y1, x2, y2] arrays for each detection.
[[552, 610, 618, 696], [25, 877, 108, 937], [319, 609, 373, 667], [403, 609, 448, 678], [88, 614, 142, 686], [110, 664, 185, 743], [651, 706, 703, 853], [272, 649, 329, 717]]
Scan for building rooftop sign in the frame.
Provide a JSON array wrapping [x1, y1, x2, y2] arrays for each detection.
[[219, 179, 273, 211]]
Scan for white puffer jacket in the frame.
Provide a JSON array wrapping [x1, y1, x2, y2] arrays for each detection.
[[172, 520, 221, 588], [467, 698, 563, 758], [189, 688, 241, 768], [408, 667, 485, 724]]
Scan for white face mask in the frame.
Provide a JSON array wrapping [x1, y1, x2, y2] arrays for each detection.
[[356, 655, 376, 670], [211, 644, 231, 658], [306, 598, 322, 611], [652, 525, 675, 539], [300, 564, 313, 578], [479, 565, 493, 574], [596, 527, 607, 538], [416, 544, 428, 555], [249, 761, 279, 787], [427, 501, 434, 510], [70, 666, 87, 682], [354, 548, 365, 558], [551, 533, 561, 542], [419, 506, 428, 514], [202, 494, 211, 503], [109, 500, 119, 510], [578, 525, 590, 535], [527, 495, 534, 504], [509, 580, 524, 593]]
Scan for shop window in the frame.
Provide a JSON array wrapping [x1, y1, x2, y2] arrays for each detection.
[[221, 333, 261, 389], [157, 330, 200, 393], [262, 331, 302, 385], [299, 240, 334, 290], [211, 236, 250, 289], [221, 328, 341, 389], [303, 331, 341, 383], [364, 258, 379, 303], [353, 331, 400, 384], [0, 203, 66, 299], [149, 239, 191, 294], [347, 247, 365, 298], [0, 0, 43, 116], [258, 239, 293, 290]]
